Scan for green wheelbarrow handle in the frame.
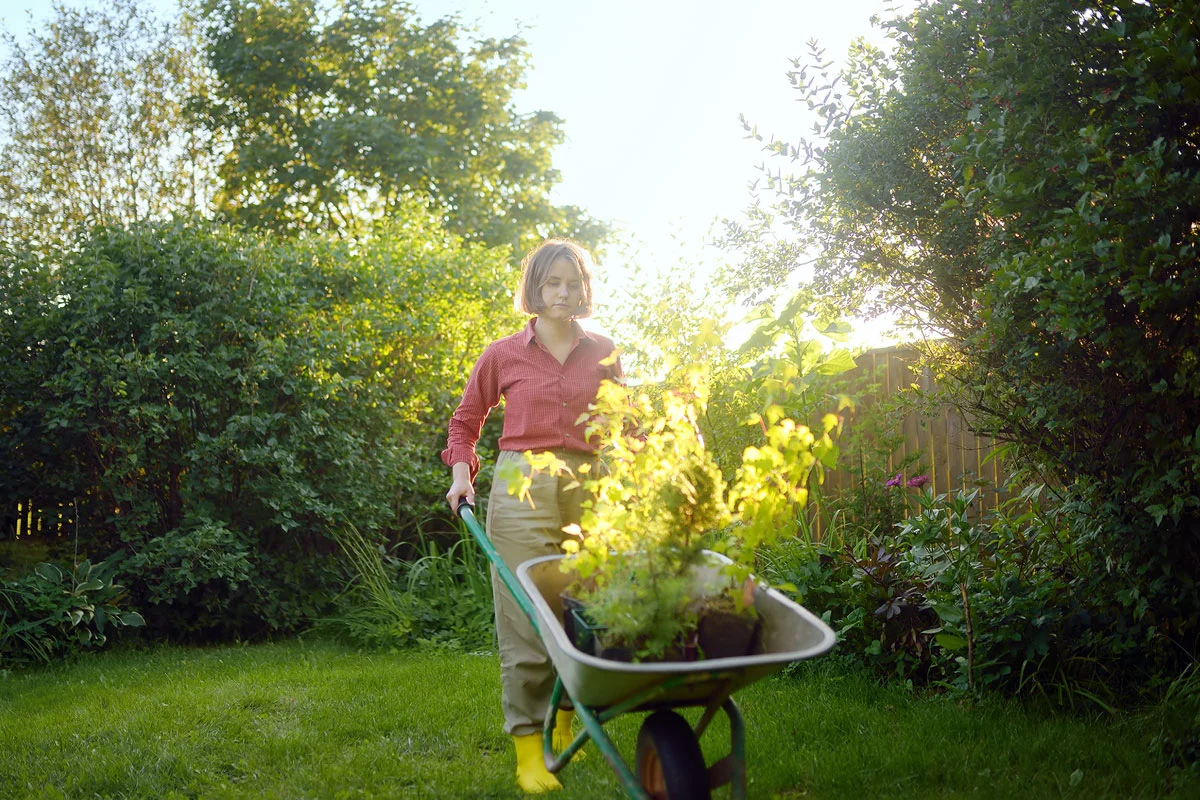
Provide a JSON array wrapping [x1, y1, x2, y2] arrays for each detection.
[[456, 499, 540, 635]]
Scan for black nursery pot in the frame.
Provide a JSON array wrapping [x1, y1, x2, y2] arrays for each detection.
[[561, 594, 604, 655], [697, 608, 760, 660]]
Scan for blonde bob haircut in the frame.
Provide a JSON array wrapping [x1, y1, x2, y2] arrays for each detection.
[[514, 238, 595, 318]]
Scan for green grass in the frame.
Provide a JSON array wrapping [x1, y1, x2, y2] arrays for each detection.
[[0, 640, 1193, 799]]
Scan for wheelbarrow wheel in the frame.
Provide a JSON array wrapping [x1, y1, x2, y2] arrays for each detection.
[[635, 711, 712, 800]]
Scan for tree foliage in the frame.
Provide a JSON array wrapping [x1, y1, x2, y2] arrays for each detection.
[[0, 0, 215, 249], [728, 0, 1200, 650], [193, 0, 606, 251], [0, 210, 516, 639]]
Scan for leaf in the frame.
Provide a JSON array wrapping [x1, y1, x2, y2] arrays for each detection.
[[34, 563, 63, 583], [816, 349, 857, 376], [818, 320, 854, 342], [935, 633, 967, 651]]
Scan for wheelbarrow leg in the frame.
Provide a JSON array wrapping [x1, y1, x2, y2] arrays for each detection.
[[542, 698, 586, 771], [546, 677, 651, 800], [703, 697, 747, 800]]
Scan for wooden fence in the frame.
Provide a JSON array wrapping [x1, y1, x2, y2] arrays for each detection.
[[812, 344, 1009, 524], [5, 500, 74, 540]]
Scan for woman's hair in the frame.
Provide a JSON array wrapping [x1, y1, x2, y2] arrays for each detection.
[[514, 238, 595, 318]]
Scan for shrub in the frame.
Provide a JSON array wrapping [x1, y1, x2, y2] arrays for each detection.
[[0, 558, 144, 668], [762, 479, 1182, 702], [0, 212, 515, 640]]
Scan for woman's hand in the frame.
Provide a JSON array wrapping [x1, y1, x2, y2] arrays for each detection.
[[446, 462, 475, 510]]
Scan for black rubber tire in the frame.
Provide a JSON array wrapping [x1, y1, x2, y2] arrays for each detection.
[[635, 711, 712, 800]]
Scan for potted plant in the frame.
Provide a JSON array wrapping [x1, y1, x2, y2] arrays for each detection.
[[503, 363, 840, 662]]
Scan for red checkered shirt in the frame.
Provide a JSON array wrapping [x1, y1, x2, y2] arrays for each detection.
[[441, 318, 623, 478]]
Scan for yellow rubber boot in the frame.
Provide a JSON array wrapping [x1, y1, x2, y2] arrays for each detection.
[[512, 733, 562, 793], [553, 709, 585, 760]]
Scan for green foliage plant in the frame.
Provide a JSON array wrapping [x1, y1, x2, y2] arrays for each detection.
[[892, 484, 1103, 698], [124, 520, 253, 632], [761, 478, 1109, 698], [319, 525, 416, 650], [319, 525, 494, 652], [0, 558, 144, 668], [504, 362, 840, 660], [1151, 664, 1200, 777]]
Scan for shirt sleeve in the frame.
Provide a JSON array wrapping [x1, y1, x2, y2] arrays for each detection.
[[440, 345, 503, 480]]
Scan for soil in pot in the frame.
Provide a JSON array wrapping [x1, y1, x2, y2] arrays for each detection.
[[594, 630, 699, 663], [696, 599, 760, 660]]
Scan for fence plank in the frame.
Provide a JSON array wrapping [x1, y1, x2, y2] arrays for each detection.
[[8, 500, 71, 539], [820, 345, 1009, 519]]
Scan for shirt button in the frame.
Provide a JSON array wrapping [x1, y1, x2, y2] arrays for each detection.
[[562, 402, 568, 407]]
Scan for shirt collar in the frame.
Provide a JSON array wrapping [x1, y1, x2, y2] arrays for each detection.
[[521, 317, 597, 348]]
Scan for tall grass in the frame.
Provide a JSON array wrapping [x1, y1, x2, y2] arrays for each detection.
[[318, 524, 494, 651]]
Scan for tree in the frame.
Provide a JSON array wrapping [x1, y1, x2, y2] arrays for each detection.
[[727, 0, 1200, 652], [0, 0, 216, 249], [194, 0, 606, 252]]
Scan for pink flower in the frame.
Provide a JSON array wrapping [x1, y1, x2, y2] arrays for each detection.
[[907, 475, 930, 488], [885, 473, 903, 487]]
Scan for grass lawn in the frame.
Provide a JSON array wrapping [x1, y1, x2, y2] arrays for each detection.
[[0, 638, 1192, 799]]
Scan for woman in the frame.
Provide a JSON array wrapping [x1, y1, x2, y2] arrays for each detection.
[[442, 238, 621, 793]]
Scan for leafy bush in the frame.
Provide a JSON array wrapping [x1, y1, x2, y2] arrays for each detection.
[[761, 482, 1114, 697], [0, 212, 515, 641], [128, 520, 252, 606], [0, 558, 144, 668], [122, 518, 257, 639], [894, 487, 1079, 694]]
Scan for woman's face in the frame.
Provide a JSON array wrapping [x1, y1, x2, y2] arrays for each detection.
[[538, 257, 583, 320]]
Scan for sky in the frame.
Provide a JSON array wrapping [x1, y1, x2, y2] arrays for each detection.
[[1, 0, 907, 339]]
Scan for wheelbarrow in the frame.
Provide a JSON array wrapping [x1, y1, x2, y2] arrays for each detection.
[[457, 502, 836, 799]]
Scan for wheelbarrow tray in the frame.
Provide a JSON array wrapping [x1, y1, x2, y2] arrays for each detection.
[[516, 550, 837, 710]]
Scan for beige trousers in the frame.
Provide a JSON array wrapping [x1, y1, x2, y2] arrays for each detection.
[[486, 449, 592, 736]]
